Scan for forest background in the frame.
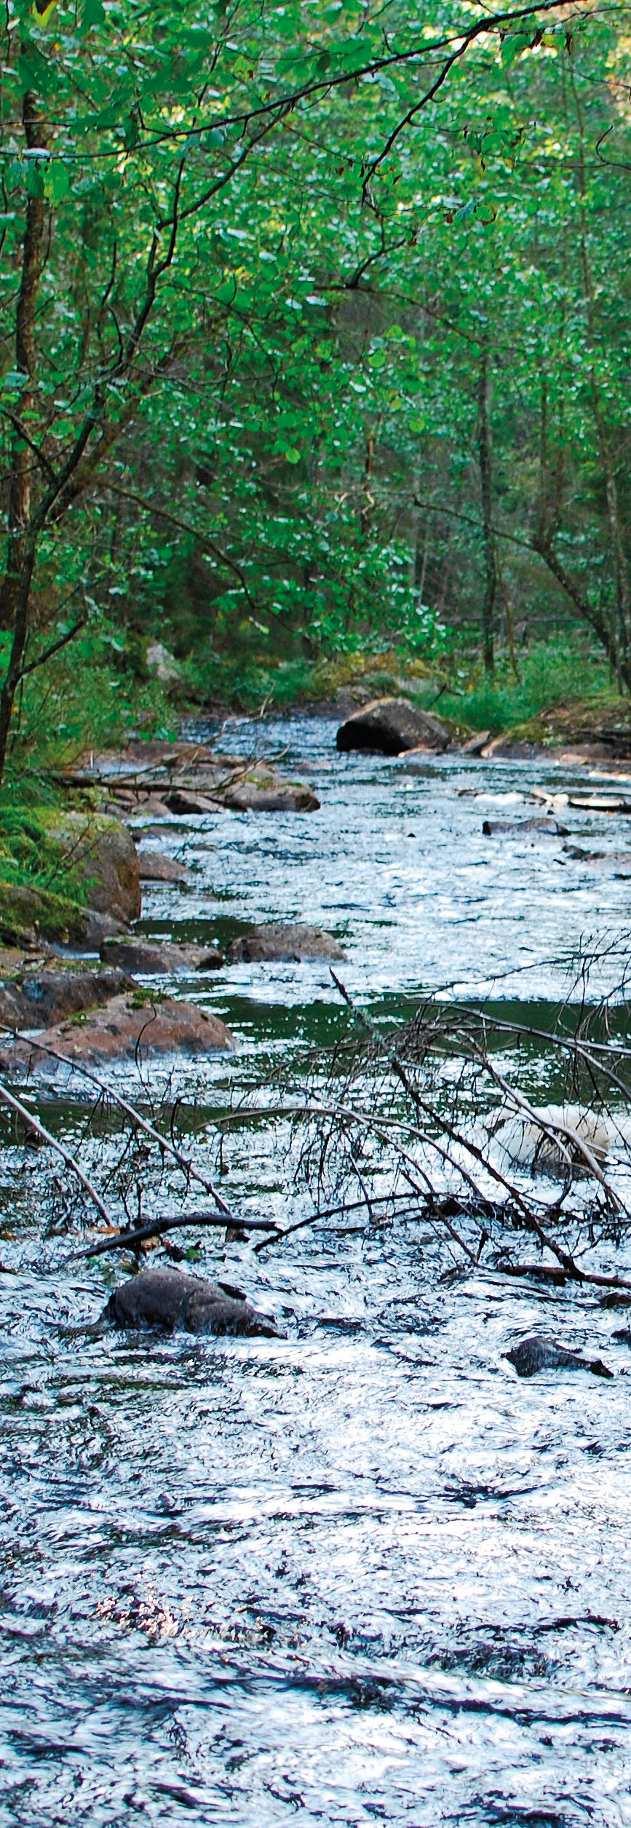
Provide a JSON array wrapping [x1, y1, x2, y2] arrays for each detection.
[[0, 0, 628, 821]]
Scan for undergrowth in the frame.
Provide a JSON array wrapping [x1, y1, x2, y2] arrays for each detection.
[[411, 639, 618, 735]]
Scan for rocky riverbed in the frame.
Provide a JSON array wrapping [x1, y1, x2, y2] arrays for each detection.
[[1, 710, 630, 1827]]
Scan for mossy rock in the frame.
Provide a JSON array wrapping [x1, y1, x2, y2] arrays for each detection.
[[0, 880, 91, 947], [29, 809, 141, 922]]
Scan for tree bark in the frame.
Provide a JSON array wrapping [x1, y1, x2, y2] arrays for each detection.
[[0, 89, 49, 776], [477, 338, 497, 678]]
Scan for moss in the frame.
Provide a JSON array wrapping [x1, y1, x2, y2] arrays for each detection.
[[0, 880, 92, 946], [0, 803, 89, 906]]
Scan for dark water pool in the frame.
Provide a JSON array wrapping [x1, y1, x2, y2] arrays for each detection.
[[1, 718, 630, 1826]]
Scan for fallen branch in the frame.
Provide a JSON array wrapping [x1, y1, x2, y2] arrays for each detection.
[[0, 1078, 115, 1229], [68, 1207, 279, 1261], [0, 1025, 237, 1222]]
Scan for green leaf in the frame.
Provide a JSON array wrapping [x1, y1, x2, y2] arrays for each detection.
[[500, 32, 530, 67], [44, 162, 70, 204]]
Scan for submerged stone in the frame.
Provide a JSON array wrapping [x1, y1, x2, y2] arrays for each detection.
[[229, 922, 345, 963], [103, 1267, 280, 1337], [505, 1335, 613, 1379], [101, 937, 224, 974]]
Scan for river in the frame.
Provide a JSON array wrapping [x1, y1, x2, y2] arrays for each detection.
[[1, 716, 630, 1827]]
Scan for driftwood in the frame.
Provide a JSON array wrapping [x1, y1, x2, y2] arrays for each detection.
[[69, 1208, 278, 1262]]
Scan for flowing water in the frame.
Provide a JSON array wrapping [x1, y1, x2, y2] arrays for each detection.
[[1, 717, 630, 1827]]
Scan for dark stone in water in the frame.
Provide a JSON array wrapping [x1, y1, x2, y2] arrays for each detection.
[[336, 696, 450, 756], [505, 1334, 613, 1379], [103, 1267, 280, 1338], [482, 816, 569, 837], [229, 921, 345, 963]]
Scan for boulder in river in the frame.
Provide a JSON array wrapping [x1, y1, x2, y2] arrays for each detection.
[[0, 992, 234, 1073], [222, 770, 320, 813], [135, 848, 190, 884], [0, 964, 131, 1032], [165, 789, 223, 815], [101, 937, 225, 974], [228, 922, 345, 963], [336, 697, 450, 756], [563, 846, 631, 877], [35, 810, 141, 924], [505, 1335, 613, 1378], [103, 1267, 279, 1337]]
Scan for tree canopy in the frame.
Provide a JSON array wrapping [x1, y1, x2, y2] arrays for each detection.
[[0, 0, 629, 772]]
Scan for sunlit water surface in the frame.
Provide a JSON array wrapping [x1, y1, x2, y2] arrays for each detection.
[[1, 718, 630, 1827]]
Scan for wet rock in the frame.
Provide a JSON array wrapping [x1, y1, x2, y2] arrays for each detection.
[[505, 1335, 613, 1378], [223, 771, 320, 813], [0, 965, 131, 1031], [35, 811, 141, 924], [336, 697, 450, 756], [563, 845, 631, 877], [0, 993, 234, 1073], [165, 789, 223, 815], [126, 799, 174, 821], [0, 881, 124, 949], [228, 922, 345, 963], [103, 1267, 279, 1337], [482, 817, 569, 837], [490, 1103, 611, 1177], [459, 730, 492, 756], [612, 1327, 631, 1347], [135, 848, 190, 884], [479, 735, 541, 760], [101, 937, 225, 974], [568, 792, 631, 814]]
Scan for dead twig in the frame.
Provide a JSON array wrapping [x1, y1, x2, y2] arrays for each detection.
[[0, 1078, 115, 1229], [67, 1207, 279, 1261]]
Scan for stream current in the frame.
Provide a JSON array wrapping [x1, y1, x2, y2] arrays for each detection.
[[1, 716, 630, 1827]]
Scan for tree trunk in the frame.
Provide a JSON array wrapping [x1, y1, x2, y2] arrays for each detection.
[[0, 88, 49, 779], [477, 339, 497, 678]]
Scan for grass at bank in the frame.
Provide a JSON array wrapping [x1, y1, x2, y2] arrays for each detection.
[[185, 638, 627, 739]]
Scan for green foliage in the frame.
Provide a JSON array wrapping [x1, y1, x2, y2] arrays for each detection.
[[1, 619, 173, 790], [440, 640, 615, 734], [0, 802, 87, 908], [0, 0, 628, 748]]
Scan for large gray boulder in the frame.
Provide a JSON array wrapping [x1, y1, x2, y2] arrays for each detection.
[[135, 848, 190, 884], [336, 697, 450, 756], [103, 1267, 279, 1337], [223, 769, 320, 813], [36, 811, 141, 923], [229, 922, 345, 963], [0, 992, 234, 1072]]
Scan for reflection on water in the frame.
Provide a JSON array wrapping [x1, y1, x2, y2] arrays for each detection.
[[1, 717, 630, 1826]]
